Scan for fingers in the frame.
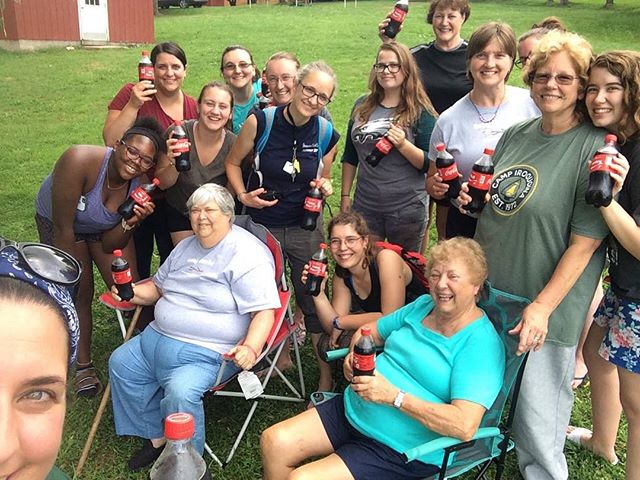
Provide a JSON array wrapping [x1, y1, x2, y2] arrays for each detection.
[[426, 174, 449, 199], [110, 285, 122, 302], [313, 178, 333, 197], [385, 125, 406, 147], [243, 189, 278, 209], [301, 264, 309, 285]]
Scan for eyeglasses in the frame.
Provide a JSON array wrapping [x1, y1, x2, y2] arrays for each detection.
[[0, 237, 82, 287], [120, 141, 155, 169], [329, 236, 362, 249], [373, 63, 401, 74], [300, 84, 331, 105], [531, 73, 579, 85], [514, 56, 530, 69], [267, 74, 296, 85], [222, 62, 254, 72]]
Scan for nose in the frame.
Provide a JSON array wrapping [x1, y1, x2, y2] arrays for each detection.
[[594, 89, 607, 103], [435, 274, 448, 290]]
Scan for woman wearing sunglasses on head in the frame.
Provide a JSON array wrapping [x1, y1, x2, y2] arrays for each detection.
[[0, 238, 81, 480], [341, 42, 436, 252], [34, 117, 165, 398], [226, 61, 340, 392]]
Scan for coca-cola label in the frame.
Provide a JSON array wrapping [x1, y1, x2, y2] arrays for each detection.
[[353, 352, 375, 372], [130, 187, 151, 205], [389, 7, 407, 22], [469, 171, 493, 191], [308, 259, 327, 278], [589, 153, 614, 173], [112, 269, 132, 285], [138, 66, 154, 82], [376, 137, 393, 155], [438, 164, 459, 181], [174, 137, 190, 154], [304, 197, 322, 213]]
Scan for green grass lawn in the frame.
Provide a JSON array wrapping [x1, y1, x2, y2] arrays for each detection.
[[1, 0, 639, 478]]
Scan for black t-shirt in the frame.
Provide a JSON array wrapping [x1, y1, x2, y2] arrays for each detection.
[[608, 139, 640, 299], [411, 41, 473, 114]]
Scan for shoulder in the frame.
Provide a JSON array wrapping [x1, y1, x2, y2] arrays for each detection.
[[184, 92, 198, 106], [410, 41, 435, 55], [57, 145, 108, 170], [437, 94, 471, 122], [462, 315, 503, 354], [108, 83, 135, 109]]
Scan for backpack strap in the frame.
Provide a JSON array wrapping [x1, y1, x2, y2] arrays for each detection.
[[315, 116, 333, 178], [253, 106, 277, 173], [374, 241, 429, 292]]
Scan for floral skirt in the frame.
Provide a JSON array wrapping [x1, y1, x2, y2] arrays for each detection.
[[594, 288, 640, 374]]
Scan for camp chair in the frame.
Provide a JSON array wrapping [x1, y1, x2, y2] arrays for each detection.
[[323, 283, 530, 480]]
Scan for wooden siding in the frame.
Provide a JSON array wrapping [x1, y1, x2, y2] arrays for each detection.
[[108, 0, 154, 44], [1, 0, 80, 41]]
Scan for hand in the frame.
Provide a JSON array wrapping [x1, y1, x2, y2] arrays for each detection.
[[329, 328, 342, 350], [340, 195, 352, 213], [350, 371, 396, 405], [127, 201, 156, 228], [301, 263, 329, 293], [128, 81, 157, 109], [456, 182, 472, 211], [227, 344, 258, 370], [312, 178, 333, 197], [343, 351, 354, 381], [609, 153, 630, 198], [378, 16, 396, 43], [509, 301, 552, 355], [238, 188, 278, 209], [166, 136, 191, 160], [110, 283, 136, 303], [426, 173, 449, 199], [385, 124, 407, 149]]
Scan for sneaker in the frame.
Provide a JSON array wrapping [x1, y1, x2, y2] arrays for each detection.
[[128, 439, 165, 471]]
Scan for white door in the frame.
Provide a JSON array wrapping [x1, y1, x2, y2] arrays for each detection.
[[78, 0, 109, 42]]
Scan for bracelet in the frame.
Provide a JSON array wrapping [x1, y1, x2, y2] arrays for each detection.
[[121, 218, 135, 232], [332, 316, 344, 331], [237, 191, 247, 198], [243, 344, 259, 359], [341, 194, 350, 197]]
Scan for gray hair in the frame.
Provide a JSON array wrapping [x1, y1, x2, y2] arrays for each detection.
[[297, 61, 338, 100], [186, 183, 236, 223]]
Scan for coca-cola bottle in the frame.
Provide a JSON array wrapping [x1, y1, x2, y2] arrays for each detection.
[[352, 327, 375, 377], [150, 413, 212, 480], [365, 133, 394, 167], [305, 243, 328, 297], [435, 143, 461, 199], [172, 121, 191, 172], [258, 70, 271, 110], [111, 249, 134, 301], [585, 134, 618, 208], [138, 50, 154, 90], [118, 178, 160, 220], [383, 0, 409, 39], [462, 148, 494, 215], [301, 185, 323, 231]]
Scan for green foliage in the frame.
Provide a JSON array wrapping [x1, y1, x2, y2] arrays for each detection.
[[0, 0, 638, 477]]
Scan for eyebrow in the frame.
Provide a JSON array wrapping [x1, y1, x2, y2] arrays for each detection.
[[22, 376, 66, 388]]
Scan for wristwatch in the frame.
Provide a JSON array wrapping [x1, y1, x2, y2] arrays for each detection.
[[393, 390, 406, 409]]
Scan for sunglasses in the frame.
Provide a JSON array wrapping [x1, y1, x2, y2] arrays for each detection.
[[0, 237, 82, 287]]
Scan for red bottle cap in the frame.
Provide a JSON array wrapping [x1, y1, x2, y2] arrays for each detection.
[[361, 326, 371, 336], [436, 143, 446, 152], [483, 148, 495, 155], [152, 178, 160, 186], [141, 50, 149, 56], [164, 412, 195, 440], [319, 242, 327, 249], [113, 249, 123, 257], [605, 134, 617, 144]]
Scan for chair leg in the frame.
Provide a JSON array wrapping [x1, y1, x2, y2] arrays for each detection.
[[224, 400, 260, 465], [204, 442, 223, 468], [116, 309, 127, 339]]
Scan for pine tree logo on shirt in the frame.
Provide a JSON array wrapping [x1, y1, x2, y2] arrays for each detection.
[[490, 165, 538, 215]]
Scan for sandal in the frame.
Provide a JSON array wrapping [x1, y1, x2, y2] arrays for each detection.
[[566, 426, 619, 465], [75, 364, 103, 398]]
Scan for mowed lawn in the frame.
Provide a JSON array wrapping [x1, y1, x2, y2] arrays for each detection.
[[1, 0, 639, 478]]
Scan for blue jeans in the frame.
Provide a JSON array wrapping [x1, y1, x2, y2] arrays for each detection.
[[109, 327, 237, 454]]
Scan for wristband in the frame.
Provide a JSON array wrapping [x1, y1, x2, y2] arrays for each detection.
[[332, 316, 344, 331], [243, 344, 259, 359], [121, 218, 135, 232], [237, 191, 247, 199], [393, 390, 406, 409]]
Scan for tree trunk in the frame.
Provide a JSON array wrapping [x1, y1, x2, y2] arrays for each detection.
[[604, 0, 614, 7], [153, 0, 159, 16]]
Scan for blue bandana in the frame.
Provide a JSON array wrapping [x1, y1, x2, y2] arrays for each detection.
[[0, 247, 80, 366]]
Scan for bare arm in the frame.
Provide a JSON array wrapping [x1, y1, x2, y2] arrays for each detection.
[[102, 82, 156, 146], [387, 124, 427, 170], [341, 162, 357, 212], [110, 278, 161, 305], [227, 309, 275, 370]]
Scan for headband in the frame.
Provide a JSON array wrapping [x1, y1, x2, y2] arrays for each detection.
[[123, 127, 164, 156]]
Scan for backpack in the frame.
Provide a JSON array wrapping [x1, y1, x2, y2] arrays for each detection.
[[374, 241, 430, 293]]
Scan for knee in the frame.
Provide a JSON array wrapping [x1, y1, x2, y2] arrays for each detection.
[[163, 380, 204, 405], [108, 345, 128, 376], [261, 423, 288, 459], [620, 390, 640, 422]]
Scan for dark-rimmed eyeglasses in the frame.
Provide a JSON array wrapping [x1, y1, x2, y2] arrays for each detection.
[[329, 236, 363, 249], [373, 63, 401, 74], [0, 237, 82, 287], [300, 84, 331, 106], [531, 73, 579, 85], [120, 140, 155, 169], [514, 56, 530, 69]]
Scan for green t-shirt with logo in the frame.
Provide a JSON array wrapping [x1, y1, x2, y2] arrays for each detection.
[[46, 466, 71, 480], [474, 118, 609, 346]]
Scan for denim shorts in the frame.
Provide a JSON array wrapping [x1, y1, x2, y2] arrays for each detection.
[[315, 395, 440, 480]]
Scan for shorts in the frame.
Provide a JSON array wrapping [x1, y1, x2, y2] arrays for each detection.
[[315, 395, 440, 480], [35, 214, 103, 244], [594, 287, 640, 373], [166, 202, 192, 233]]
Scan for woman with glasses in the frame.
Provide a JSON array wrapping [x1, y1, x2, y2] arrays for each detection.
[[426, 22, 539, 239], [341, 42, 436, 252], [34, 118, 165, 397], [567, 51, 640, 477], [220, 45, 261, 134], [459, 31, 609, 480], [155, 81, 236, 246], [225, 61, 340, 392], [516, 17, 566, 72], [303, 211, 427, 391]]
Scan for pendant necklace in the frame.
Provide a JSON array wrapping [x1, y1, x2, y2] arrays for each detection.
[[470, 93, 504, 124]]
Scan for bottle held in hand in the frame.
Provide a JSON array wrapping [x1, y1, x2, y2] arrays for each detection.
[[111, 249, 134, 301], [172, 121, 191, 172], [383, 0, 409, 39], [305, 243, 328, 297], [301, 185, 323, 231], [585, 134, 618, 208], [352, 327, 376, 376], [258, 70, 271, 110], [435, 143, 461, 199], [138, 50, 155, 90], [118, 178, 160, 220], [462, 148, 494, 215], [365, 132, 394, 167]]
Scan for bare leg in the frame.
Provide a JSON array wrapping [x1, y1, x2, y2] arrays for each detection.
[[290, 454, 354, 480], [261, 407, 335, 480], [619, 367, 640, 479], [573, 286, 603, 388], [311, 332, 333, 392], [74, 241, 95, 366], [435, 205, 448, 241]]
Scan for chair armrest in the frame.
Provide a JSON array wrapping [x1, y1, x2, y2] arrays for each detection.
[[402, 427, 501, 462], [325, 347, 350, 362], [98, 278, 153, 311]]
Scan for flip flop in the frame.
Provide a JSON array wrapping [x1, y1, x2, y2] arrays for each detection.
[[571, 373, 590, 389], [566, 426, 619, 465]]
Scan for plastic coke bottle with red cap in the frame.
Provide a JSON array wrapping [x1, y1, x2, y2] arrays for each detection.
[[118, 178, 160, 220], [463, 148, 494, 215], [383, 0, 409, 39], [258, 69, 271, 110], [150, 413, 211, 480], [111, 249, 134, 301], [301, 185, 323, 231], [353, 327, 376, 376], [435, 143, 461, 199], [365, 131, 394, 167], [585, 134, 618, 208], [138, 50, 154, 90], [173, 121, 191, 172], [305, 243, 328, 297]]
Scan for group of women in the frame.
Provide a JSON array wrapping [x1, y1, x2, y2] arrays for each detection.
[[8, 0, 638, 478]]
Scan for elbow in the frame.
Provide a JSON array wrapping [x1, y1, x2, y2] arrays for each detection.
[[456, 420, 480, 442]]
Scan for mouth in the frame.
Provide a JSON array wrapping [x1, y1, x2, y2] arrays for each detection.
[[591, 107, 612, 114], [436, 293, 454, 303], [124, 163, 139, 175]]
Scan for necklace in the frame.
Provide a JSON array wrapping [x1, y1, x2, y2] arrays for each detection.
[[106, 154, 129, 191], [470, 99, 502, 124]]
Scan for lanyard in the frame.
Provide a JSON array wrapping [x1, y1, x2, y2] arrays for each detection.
[[285, 106, 301, 182]]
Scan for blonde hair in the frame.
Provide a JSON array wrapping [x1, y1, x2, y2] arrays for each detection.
[[297, 61, 338, 100], [426, 237, 488, 287]]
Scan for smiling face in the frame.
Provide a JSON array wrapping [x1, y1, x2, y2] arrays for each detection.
[[266, 58, 298, 106], [431, 7, 465, 49], [293, 70, 334, 118], [189, 200, 231, 244], [375, 49, 406, 92], [469, 38, 512, 89], [115, 134, 157, 180], [198, 86, 233, 132], [586, 67, 625, 132], [530, 50, 583, 121], [0, 300, 68, 480], [328, 224, 368, 270], [153, 52, 186, 94], [428, 258, 481, 318], [221, 49, 256, 91]]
